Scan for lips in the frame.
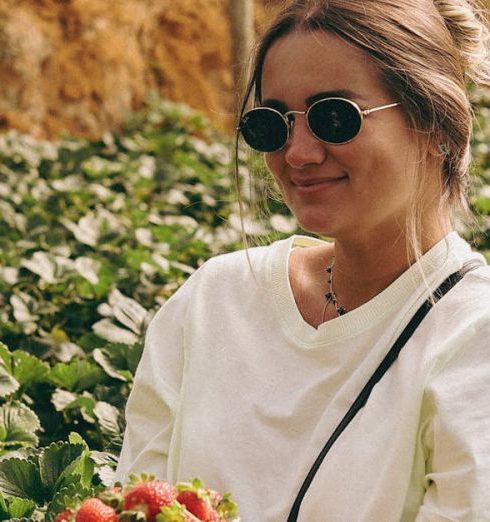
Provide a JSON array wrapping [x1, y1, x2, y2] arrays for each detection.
[[292, 175, 347, 187]]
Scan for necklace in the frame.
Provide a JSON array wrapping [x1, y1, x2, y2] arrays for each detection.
[[321, 256, 348, 321]]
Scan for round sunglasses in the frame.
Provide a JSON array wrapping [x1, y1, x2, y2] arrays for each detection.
[[238, 97, 400, 152]]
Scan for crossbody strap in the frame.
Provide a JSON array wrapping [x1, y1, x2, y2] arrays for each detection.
[[287, 261, 482, 522]]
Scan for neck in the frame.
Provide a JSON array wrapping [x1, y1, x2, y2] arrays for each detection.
[[330, 218, 452, 311]]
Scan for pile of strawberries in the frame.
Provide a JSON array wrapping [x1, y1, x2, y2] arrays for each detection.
[[54, 475, 239, 522]]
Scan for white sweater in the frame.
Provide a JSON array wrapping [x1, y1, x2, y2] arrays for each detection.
[[116, 232, 490, 522]]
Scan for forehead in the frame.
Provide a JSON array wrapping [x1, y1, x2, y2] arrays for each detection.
[[261, 30, 389, 106]]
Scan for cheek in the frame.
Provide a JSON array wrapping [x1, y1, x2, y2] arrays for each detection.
[[264, 153, 278, 174], [264, 153, 284, 184]]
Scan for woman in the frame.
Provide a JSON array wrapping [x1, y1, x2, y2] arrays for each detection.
[[116, 1, 490, 520]]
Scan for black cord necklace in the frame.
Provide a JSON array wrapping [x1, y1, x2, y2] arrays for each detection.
[[322, 257, 348, 321]]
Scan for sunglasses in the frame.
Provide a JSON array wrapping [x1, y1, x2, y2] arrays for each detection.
[[238, 97, 400, 152]]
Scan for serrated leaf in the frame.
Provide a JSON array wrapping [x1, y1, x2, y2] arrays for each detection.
[[108, 289, 148, 335], [0, 458, 44, 503], [0, 403, 40, 447], [68, 432, 88, 449], [3, 496, 36, 519], [39, 441, 85, 493], [92, 319, 140, 345], [56, 452, 94, 492], [20, 251, 57, 284], [11, 351, 49, 389], [74, 256, 100, 285], [45, 483, 93, 522], [51, 391, 96, 425], [0, 491, 7, 517], [49, 360, 107, 393], [93, 402, 121, 439], [95, 465, 116, 488], [98, 342, 143, 376], [0, 344, 12, 369], [0, 366, 19, 399], [51, 389, 77, 412], [0, 344, 19, 399], [92, 349, 127, 381]]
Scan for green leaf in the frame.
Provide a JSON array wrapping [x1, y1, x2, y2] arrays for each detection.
[[39, 441, 85, 493], [93, 401, 122, 439], [92, 348, 127, 381], [0, 344, 12, 369], [45, 483, 93, 522], [0, 366, 19, 399], [57, 451, 94, 491], [474, 195, 490, 214], [11, 351, 50, 389], [0, 458, 45, 503], [68, 432, 88, 448], [0, 402, 41, 447], [0, 344, 19, 398], [99, 342, 143, 376], [49, 359, 107, 393], [2, 495, 36, 519]]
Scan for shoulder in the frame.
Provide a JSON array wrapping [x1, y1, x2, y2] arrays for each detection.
[[150, 237, 293, 315], [194, 236, 294, 284], [422, 263, 490, 382]]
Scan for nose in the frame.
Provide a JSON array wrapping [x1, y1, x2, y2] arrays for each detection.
[[284, 114, 327, 169]]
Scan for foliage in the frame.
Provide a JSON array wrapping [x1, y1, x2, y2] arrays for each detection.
[[0, 97, 296, 515], [470, 89, 490, 258]]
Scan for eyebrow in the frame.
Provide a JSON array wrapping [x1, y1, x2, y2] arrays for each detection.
[[306, 89, 366, 105], [262, 89, 367, 110]]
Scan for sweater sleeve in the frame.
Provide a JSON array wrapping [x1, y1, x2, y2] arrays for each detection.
[[114, 271, 195, 483], [415, 313, 490, 521]]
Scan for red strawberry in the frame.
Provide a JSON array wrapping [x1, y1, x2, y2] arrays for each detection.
[[54, 509, 74, 522], [124, 479, 177, 521], [176, 490, 218, 522], [75, 498, 117, 522]]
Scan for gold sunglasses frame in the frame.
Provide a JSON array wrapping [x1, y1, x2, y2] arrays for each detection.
[[239, 97, 400, 151]]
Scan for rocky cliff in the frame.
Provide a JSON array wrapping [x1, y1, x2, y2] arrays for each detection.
[[0, 0, 274, 138]]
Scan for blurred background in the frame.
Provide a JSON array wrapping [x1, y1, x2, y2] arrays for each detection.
[[0, 0, 280, 138]]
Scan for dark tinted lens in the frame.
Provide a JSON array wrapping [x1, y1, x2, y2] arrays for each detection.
[[239, 108, 288, 152], [308, 99, 362, 144]]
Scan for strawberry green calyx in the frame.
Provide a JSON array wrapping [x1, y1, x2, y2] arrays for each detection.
[[157, 502, 196, 522], [126, 473, 157, 488], [216, 493, 239, 520], [98, 487, 124, 512], [118, 509, 148, 522], [175, 478, 205, 493]]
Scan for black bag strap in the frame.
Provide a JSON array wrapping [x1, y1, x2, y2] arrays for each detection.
[[287, 261, 482, 522]]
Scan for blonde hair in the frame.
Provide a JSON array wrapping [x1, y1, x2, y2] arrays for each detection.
[[236, 0, 490, 256]]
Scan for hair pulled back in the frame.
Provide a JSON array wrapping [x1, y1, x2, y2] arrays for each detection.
[[241, 0, 490, 209]]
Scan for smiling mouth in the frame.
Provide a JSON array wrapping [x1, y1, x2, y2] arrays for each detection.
[[293, 175, 348, 187]]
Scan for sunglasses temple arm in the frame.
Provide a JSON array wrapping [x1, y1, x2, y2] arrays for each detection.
[[361, 102, 400, 116]]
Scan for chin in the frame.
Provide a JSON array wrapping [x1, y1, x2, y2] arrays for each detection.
[[293, 210, 341, 237]]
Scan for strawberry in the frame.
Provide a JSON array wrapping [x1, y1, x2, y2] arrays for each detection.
[[176, 490, 218, 522], [124, 479, 178, 522], [55, 509, 75, 522], [75, 498, 117, 522]]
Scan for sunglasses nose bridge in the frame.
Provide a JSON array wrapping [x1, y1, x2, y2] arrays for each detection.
[[283, 109, 310, 139]]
